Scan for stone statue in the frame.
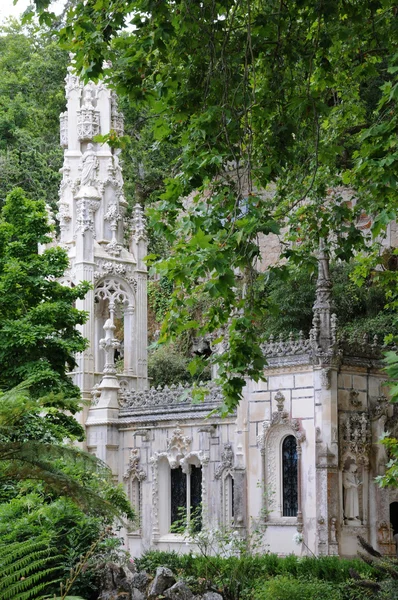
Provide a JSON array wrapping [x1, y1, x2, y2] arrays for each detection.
[[80, 143, 98, 187], [343, 463, 361, 523]]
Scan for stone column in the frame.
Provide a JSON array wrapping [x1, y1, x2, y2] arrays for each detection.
[[311, 241, 340, 555], [73, 189, 101, 424], [85, 305, 120, 476]]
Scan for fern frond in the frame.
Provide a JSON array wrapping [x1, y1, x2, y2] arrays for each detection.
[[0, 538, 62, 600], [0, 556, 63, 590], [0, 569, 61, 600]]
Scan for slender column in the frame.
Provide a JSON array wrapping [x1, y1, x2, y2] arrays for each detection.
[[123, 305, 136, 376], [297, 441, 304, 532]]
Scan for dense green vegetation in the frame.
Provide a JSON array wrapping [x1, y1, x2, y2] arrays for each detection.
[[0, 187, 133, 598], [135, 549, 397, 600], [0, 20, 67, 210]]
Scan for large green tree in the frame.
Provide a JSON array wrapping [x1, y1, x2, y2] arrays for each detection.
[[0, 187, 89, 400], [29, 1, 398, 414], [0, 20, 68, 209]]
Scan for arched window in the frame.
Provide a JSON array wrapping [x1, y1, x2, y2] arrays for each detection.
[[282, 435, 298, 517], [170, 464, 202, 531]]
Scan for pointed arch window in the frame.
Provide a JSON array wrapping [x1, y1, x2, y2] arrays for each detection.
[[282, 435, 298, 517]]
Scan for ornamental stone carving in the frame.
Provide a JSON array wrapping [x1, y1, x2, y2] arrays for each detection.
[[111, 91, 124, 136], [99, 317, 120, 375], [349, 389, 361, 408], [215, 443, 234, 479], [131, 204, 147, 241], [75, 198, 100, 236], [95, 278, 134, 313], [90, 384, 101, 406], [166, 426, 192, 468], [343, 462, 361, 523], [65, 61, 83, 95], [60, 111, 68, 148], [370, 394, 389, 421], [262, 331, 311, 358], [340, 411, 371, 466], [94, 260, 138, 290], [123, 448, 146, 482], [77, 85, 100, 141], [79, 144, 99, 188], [118, 382, 223, 410]]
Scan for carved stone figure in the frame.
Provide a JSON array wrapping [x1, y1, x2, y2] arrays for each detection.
[[80, 143, 99, 187], [343, 463, 361, 523]]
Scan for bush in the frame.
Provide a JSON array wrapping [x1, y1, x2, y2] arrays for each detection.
[[148, 345, 194, 387], [253, 575, 342, 600]]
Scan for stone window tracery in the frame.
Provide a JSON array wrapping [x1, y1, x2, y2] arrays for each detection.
[[94, 277, 135, 376]]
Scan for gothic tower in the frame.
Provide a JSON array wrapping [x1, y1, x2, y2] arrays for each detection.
[[57, 63, 148, 471]]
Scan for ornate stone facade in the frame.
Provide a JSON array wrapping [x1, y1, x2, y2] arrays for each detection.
[[55, 66, 398, 559]]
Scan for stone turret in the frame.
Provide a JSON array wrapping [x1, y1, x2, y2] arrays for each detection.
[[57, 61, 148, 468]]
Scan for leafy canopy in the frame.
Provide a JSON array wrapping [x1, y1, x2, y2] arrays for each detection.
[[29, 1, 398, 412]]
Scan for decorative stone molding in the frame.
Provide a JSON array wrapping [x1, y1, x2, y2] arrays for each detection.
[[370, 394, 389, 421], [90, 384, 101, 406], [262, 332, 311, 357], [330, 517, 338, 544], [106, 239, 123, 257], [166, 426, 192, 468], [149, 440, 210, 541], [78, 143, 100, 189], [94, 260, 137, 290], [215, 443, 234, 479], [123, 448, 146, 481], [65, 62, 83, 95], [257, 391, 306, 526]]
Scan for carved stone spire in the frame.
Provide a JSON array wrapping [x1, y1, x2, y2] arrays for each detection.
[[311, 239, 333, 352]]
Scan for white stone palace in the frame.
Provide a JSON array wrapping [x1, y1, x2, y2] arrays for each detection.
[[57, 67, 398, 558]]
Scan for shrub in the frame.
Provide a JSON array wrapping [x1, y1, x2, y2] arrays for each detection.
[[134, 551, 380, 600], [148, 345, 194, 387], [253, 575, 344, 600]]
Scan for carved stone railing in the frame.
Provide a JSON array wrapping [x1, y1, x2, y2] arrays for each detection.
[[118, 382, 222, 411], [261, 331, 392, 368], [338, 333, 396, 359], [261, 332, 312, 357]]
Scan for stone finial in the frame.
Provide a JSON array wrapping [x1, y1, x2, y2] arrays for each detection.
[[99, 315, 120, 375], [131, 204, 147, 241]]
